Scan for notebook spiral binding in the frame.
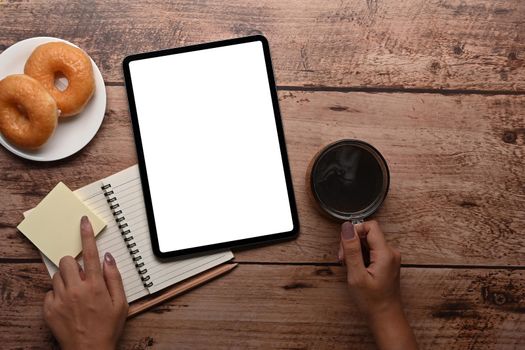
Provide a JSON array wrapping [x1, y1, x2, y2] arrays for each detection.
[[101, 184, 153, 288]]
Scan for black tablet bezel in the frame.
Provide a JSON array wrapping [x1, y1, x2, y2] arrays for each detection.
[[122, 35, 299, 259]]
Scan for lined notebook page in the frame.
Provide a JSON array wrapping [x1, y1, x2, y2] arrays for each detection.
[[102, 165, 234, 294], [38, 178, 149, 303]]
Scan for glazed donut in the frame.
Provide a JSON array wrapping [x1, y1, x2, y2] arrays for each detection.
[[24, 42, 95, 117], [0, 74, 58, 149]]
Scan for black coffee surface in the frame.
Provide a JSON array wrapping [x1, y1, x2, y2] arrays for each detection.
[[312, 144, 383, 213]]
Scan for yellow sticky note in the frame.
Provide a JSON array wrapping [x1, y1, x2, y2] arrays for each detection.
[[17, 182, 106, 266]]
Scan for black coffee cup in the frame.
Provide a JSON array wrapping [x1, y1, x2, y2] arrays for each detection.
[[307, 139, 390, 266], [308, 139, 390, 223]]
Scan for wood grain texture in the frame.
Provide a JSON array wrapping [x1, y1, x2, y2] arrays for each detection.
[[1, 1, 524, 348], [0, 0, 523, 91], [0, 262, 523, 349], [0, 87, 523, 265], [128, 263, 238, 318]]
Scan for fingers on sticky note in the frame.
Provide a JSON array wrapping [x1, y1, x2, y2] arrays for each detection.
[[17, 182, 106, 266]]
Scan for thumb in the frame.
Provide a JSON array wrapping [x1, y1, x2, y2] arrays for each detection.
[[341, 222, 367, 280], [103, 252, 127, 306]]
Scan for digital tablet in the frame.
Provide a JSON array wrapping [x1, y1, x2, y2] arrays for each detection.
[[123, 36, 299, 258]]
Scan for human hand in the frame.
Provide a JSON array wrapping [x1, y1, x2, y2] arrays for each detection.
[[43, 216, 128, 350], [338, 220, 401, 318], [338, 220, 417, 350]]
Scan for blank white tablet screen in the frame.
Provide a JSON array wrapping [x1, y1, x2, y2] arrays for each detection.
[[128, 41, 294, 253]]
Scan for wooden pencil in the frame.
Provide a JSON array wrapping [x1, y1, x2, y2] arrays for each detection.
[[127, 262, 238, 318]]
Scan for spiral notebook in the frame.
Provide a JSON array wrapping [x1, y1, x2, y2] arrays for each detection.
[[28, 165, 234, 303]]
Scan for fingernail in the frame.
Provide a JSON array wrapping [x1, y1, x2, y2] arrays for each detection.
[[341, 221, 355, 240], [104, 252, 115, 265], [81, 215, 90, 228]]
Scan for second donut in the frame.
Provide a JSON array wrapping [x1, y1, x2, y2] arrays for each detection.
[[24, 42, 95, 117]]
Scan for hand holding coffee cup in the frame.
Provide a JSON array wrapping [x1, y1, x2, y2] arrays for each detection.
[[306, 139, 390, 265], [307, 141, 418, 348]]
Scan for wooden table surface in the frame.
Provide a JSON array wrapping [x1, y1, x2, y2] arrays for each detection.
[[1, 1, 524, 349]]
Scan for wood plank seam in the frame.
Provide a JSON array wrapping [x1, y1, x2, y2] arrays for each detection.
[[104, 81, 525, 95], [277, 85, 525, 96], [2, 258, 525, 271], [233, 261, 525, 270]]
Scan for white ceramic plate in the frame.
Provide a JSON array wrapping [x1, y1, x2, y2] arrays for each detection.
[[0, 37, 106, 161]]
